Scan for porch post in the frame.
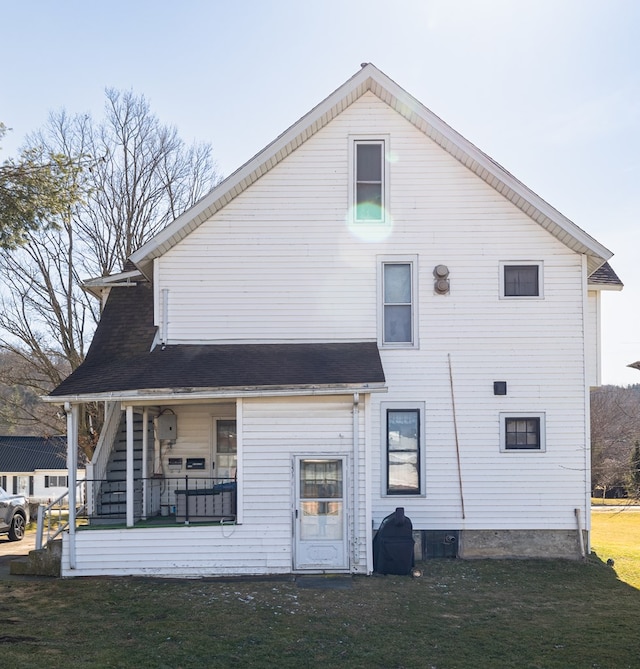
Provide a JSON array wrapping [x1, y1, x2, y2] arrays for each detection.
[[65, 402, 79, 569], [141, 407, 148, 520], [126, 405, 134, 527], [352, 393, 360, 568]]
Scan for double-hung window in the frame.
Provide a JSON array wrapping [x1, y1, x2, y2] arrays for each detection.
[[384, 405, 423, 495], [500, 262, 543, 298], [379, 257, 417, 347], [350, 137, 388, 223]]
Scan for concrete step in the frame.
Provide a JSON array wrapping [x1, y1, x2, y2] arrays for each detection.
[[9, 539, 61, 577]]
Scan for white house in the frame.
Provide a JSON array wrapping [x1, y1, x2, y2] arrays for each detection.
[[46, 64, 621, 578], [0, 435, 84, 505]]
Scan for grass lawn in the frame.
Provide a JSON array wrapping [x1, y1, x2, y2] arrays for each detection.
[[591, 497, 640, 506], [1, 514, 639, 669], [591, 506, 640, 588]]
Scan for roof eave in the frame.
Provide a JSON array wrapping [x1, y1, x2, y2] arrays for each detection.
[[588, 283, 624, 292], [43, 381, 388, 405]]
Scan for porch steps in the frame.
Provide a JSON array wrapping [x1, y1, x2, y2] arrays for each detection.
[[9, 539, 61, 577], [95, 412, 146, 520]]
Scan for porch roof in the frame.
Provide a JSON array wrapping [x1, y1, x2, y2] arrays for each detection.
[[49, 282, 386, 401]]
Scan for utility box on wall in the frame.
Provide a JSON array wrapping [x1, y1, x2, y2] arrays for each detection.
[[157, 414, 177, 440]]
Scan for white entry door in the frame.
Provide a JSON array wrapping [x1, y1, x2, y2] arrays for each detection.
[[294, 456, 349, 571]]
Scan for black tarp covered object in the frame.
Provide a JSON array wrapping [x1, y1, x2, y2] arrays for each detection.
[[373, 507, 415, 575]]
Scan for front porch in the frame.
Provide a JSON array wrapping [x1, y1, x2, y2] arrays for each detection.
[[85, 474, 237, 526], [54, 391, 376, 578], [61, 522, 293, 578]]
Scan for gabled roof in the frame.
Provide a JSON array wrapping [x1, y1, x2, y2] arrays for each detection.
[[587, 261, 623, 290], [49, 282, 385, 401], [0, 435, 67, 472], [130, 63, 613, 278]]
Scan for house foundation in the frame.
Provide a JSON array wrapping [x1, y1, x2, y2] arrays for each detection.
[[457, 529, 586, 560]]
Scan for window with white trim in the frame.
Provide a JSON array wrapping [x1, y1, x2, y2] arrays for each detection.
[[500, 413, 546, 452], [379, 257, 417, 347], [45, 475, 68, 488], [350, 138, 388, 222], [500, 262, 543, 298], [383, 403, 424, 495]]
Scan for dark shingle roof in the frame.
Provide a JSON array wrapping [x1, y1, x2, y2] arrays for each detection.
[[0, 436, 67, 472], [589, 262, 623, 288], [50, 282, 385, 397]]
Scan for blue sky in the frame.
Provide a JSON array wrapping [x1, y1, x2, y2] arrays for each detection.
[[2, 0, 639, 384]]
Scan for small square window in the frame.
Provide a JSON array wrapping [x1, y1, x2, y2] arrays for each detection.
[[501, 263, 543, 298], [500, 413, 545, 452]]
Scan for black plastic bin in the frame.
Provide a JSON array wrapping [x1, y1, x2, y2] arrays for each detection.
[[373, 507, 415, 575]]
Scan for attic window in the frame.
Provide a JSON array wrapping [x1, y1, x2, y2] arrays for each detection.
[[351, 138, 388, 222]]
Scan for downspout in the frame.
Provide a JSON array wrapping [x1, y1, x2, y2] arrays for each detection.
[[352, 392, 360, 567], [364, 394, 374, 575], [65, 402, 78, 570], [581, 254, 592, 554], [575, 507, 586, 559], [161, 288, 169, 347]]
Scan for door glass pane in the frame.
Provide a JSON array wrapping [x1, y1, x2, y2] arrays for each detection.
[[300, 460, 342, 498], [299, 459, 343, 540], [300, 501, 344, 540]]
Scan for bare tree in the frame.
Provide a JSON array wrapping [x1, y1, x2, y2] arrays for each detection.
[[590, 385, 640, 497], [0, 90, 221, 445]]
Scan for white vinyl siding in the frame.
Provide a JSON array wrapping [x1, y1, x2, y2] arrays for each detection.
[[62, 397, 369, 578], [151, 91, 589, 537]]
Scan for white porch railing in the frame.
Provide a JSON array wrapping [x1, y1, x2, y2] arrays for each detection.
[[35, 479, 87, 550]]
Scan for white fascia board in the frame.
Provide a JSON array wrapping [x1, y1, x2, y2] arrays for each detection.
[[82, 270, 143, 298], [42, 382, 388, 405], [83, 269, 143, 287], [587, 283, 624, 292]]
